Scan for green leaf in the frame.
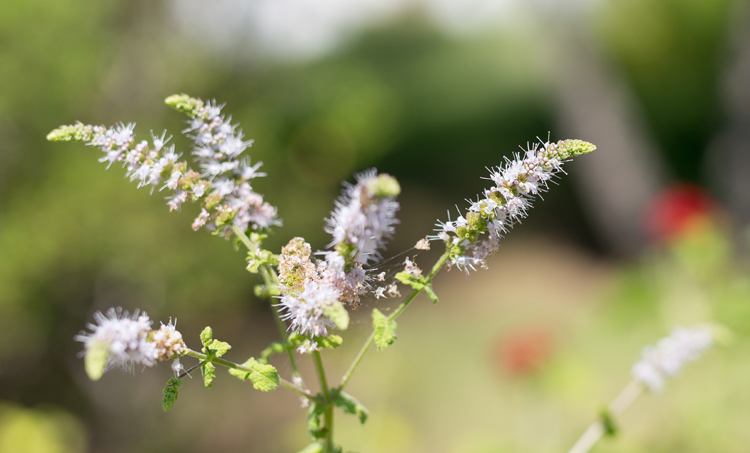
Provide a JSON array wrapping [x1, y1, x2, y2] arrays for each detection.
[[202, 362, 216, 388], [323, 301, 350, 330], [372, 309, 397, 351], [316, 335, 343, 349], [228, 358, 280, 391], [259, 342, 286, 364], [297, 443, 324, 453], [600, 408, 617, 437], [307, 400, 327, 441], [162, 378, 182, 412], [207, 339, 231, 358], [200, 326, 213, 346], [333, 391, 369, 424], [84, 340, 109, 381]]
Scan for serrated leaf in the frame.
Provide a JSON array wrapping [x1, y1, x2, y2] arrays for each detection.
[[259, 342, 286, 364], [297, 443, 324, 453], [202, 362, 216, 388], [84, 341, 109, 381], [372, 309, 397, 351], [307, 400, 327, 441], [228, 358, 280, 391], [162, 378, 182, 412], [200, 327, 213, 346], [333, 391, 369, 424], [323, 301, 350, 330], [207, 339, 232, 358]]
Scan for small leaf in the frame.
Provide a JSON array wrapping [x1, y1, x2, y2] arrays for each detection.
[[307, 400, 327, 441], [162, 378, 182, 412], [333, 391, 369, 424], [200, 327, 213, 346], [84, 341, 109, 381], [207, 339, 231, 358], [323, 301, 350, 330], [372, 309, 397, 351], [600, 408, 617, 437], [259, 342, 286, 364], [316, 335, 343, 349], [297, 443, 324, 453], [228, 358, 280, 391], [202, 362, 216, 388]]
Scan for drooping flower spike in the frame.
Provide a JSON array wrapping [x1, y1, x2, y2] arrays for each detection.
[[435, 139, 596, 272], [46, 94, 280, 239]]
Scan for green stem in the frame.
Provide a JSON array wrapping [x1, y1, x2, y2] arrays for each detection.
[[339, 248, 451, 390], [231, 225, 305, 385], [184, 348, 322, 404], [567, 380, 644, 453], [313, 351, 334, 452]]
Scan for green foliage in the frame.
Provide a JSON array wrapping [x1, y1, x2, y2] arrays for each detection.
[[162, 378, 182, 412], [83, 340, 109, 381], [307, 400, 327, 441], [246, 249, 278, 274], [395, 271, 438, 303], [228, 358, 280, 391], [288, 333, 344, 353], [259, 342, 286, 364], [323, 301, 350, 330], [333, 391, 369, 424], [200, 327, 213, 347], [298, 443, 324, 453], [205, 339, 231, 358], [202, 362, 216, 389], [372, 309, 397, 351], [599, 408, 617, 437]]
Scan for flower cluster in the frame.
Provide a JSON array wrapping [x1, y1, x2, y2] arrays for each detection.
[[166, 94, 280, 235], [435, 139, 596, 271], [46, 94, 281, 239], [276, 170, 401, 341], [631, 325, 713, 392], [75, 308, 185, 380]]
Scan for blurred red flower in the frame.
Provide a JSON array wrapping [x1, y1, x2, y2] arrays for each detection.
[[644, 183, 719, 243], [494, 329, 552, 376]]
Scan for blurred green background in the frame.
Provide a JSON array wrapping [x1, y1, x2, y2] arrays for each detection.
[[2, 0, 750, 452]]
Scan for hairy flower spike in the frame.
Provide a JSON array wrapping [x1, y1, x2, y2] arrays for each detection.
[[435, 138, 595, 272], [631, 325, 713, 392], [326, 169, 400, 266]]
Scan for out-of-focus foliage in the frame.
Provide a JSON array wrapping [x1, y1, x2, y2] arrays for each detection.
[[597, 0, 737, 181], [0, 404, 87, 453]]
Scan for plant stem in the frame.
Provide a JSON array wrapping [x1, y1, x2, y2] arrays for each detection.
[[184, 348, 322, 404], [231, 225, 305, 386], [339, 248, 451, 390], [313, 351, 334, 452], [567, 380, 644, 453]]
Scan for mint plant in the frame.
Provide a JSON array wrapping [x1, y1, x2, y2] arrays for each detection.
[[50, 93, 696, 453]]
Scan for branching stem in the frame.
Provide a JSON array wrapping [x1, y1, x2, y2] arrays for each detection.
[[231, 225, 305, 386], [313, 351, 334, 452], [184, 348, 322, 404], [339, 247, 451, 390]]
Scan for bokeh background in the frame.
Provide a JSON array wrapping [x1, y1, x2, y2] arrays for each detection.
[[2, 0, 750, 452]]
